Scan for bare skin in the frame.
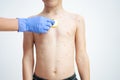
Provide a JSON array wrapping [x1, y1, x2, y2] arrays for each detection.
[[0, 18, 18, 31], [22, 0, 90, 80]]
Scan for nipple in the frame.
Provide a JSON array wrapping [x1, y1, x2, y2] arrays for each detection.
[[51, 19, 58, 28]]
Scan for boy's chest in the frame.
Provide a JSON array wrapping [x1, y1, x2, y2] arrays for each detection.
[[48, 17, 76, 38], [35, 16, 77, 42]]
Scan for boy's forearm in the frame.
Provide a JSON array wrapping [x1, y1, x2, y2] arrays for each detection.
[[76, 53, 90, 80], [0, 18, 18, 31], [22, 57, 34, 80]]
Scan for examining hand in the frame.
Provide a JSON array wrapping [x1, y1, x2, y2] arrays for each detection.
[[18, 16, 55, 33]]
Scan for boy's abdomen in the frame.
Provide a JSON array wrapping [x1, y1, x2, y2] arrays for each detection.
[[34, 34, 75, 79]]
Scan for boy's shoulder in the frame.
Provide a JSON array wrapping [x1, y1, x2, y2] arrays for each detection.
[[66, 11, 85, 21]]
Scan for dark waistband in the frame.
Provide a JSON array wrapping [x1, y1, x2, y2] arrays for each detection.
[[33, 73, 77, 80], [64, 73, 76, 80]]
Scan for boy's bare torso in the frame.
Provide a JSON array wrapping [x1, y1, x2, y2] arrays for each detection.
[[33, 11, 77, 79]]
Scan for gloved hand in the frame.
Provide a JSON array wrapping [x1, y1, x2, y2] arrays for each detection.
[[17, 16, 55, 33]]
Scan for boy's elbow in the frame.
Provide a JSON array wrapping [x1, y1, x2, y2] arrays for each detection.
[[22, 53, 34, 65], [76, 51, 89, 64]]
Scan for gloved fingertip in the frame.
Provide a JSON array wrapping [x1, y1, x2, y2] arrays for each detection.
[[51, 20, 55, 25], [49, 24, 52, 27]]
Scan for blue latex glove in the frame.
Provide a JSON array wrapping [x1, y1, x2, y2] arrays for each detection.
[[17, 16, 55, 33]]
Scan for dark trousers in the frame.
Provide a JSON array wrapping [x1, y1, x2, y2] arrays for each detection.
[[33, 73, 78, 80]]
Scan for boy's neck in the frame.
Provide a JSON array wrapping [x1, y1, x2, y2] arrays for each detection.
[[42, 3, 64, 16]]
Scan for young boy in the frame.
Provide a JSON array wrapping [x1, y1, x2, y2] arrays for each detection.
[[23, 0, 90, 80]]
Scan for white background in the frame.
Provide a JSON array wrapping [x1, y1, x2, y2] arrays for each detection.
[[0, 0, 120, 80]]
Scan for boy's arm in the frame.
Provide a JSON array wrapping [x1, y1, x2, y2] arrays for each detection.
[[22, 32, 34, 80], [75, 15, 90, 80]]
